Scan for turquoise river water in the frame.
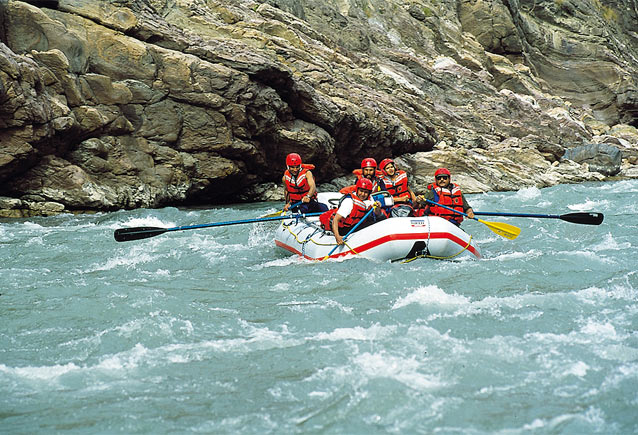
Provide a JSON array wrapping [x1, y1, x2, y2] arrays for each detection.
[[1, 180, 637, 433]]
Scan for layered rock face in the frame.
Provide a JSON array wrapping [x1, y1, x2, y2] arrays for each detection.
[[1, 0, 637, 216]]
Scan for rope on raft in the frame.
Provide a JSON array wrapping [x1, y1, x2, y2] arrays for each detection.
[[283, 216, 472, 262]]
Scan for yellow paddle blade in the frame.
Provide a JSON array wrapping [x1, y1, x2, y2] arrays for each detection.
[[478, 219, 521, 240], [260, 209, 285, 218]]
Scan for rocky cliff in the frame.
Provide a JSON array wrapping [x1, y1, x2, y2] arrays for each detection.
[[1, 0, 638, 216]]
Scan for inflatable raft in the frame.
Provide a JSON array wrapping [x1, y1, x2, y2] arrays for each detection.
[[274, 193, 481, 262]]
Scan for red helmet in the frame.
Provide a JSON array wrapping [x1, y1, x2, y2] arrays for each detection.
[[434, 167, 451, 178], [286, 153, 302, 166], [356, 177, 373, 191], [379, 158, 394, 173], [361, 157, 377, 169]]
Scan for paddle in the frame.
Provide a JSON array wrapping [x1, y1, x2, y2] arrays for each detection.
[[323, 207, 376, 260], [473, 211, 604, 225], [260, 201, 303, 218], [114, 212, 323, 242], [423, 199, 520, 240]]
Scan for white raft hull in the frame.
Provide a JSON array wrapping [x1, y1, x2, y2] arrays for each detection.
[[274, 215, 481, 262]]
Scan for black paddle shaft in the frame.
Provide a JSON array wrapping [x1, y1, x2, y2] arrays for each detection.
[[113, 211, 325, 242], [114, 227, 168, 242], [473, 211, 604, 225]]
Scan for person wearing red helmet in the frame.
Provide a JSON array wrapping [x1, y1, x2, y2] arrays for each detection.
[[358, 157, 384, 192], [415, 167, 474, 225], [323, 177, 384, 244], [282, 153, 328, 214], [338, 157, 386, 195]]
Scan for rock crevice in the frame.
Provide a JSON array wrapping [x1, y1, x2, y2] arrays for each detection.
[[1, 0, 638, 217]]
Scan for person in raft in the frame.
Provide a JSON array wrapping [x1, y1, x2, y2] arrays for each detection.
[[339, 157, 385, 194], [321, 178, 385, 245], [378, 158, 417, 217], [414, 167, 474, 226], [282, 153, 328, 214]]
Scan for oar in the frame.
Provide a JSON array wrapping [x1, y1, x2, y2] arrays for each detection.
[[424, 199, 520, 240], [473, 211, 604, 225], [114, 212, 323, 242], [323, 207, 376, 260], [260, 201, 303, 218]]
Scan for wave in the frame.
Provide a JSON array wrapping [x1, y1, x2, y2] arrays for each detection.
[[392, 285, 470, 309]]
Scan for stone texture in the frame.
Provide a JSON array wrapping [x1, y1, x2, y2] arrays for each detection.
[[1, 0, 637, 215], [562, 143, 623, 176]]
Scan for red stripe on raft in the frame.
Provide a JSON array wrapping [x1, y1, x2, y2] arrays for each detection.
[[275, 231, 480, 260]]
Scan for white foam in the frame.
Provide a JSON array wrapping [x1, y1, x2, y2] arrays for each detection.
[[25, 236, 44, 246], [563, 249, 614, 264], [112, 216, 175, 230], [277, 298, 353, 314], [22, 221, 45, 229], [392, 285, 470, 309], [520, 408, 606, 433], [580, 319, 620, 340], [600, 179, 638, 193], [537, 199, 553, 208], [595, 344, 638, 363], [488, 249, 543, 262], [248, 223, 275, 247], [251, 256, 306, 269], [313, 324, 396, 341], [208, 307, 239, 314], [90, 251, 158, 271], [513, 186, 542, 201], [323, 299, 354, 314], [308, 391, 331, 398], [591, 233, 632, 251], [581, 407, 607, 428], [564, 361, 589, 377], [270, 282, 292, 292], [601, 362, 638, 391], [97, 343, 149, 371], [138, 268, 172, 278], [522, 415, 570, 431], [567, 199, 608, 211], [0, 362, 80, 380], [353, 351, 444, 389]]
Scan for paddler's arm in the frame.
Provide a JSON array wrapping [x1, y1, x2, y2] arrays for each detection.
[[303, 171, 317, 203], [372, 202, 383, 216], [415, 189, 435, 209], [331, 213, 345, 245], [393, 194, 408, 203], [283, 174, 292, 211], [462, 194, 474, 219], [408, 187, 417, 203], [394, 187, 416, 204]]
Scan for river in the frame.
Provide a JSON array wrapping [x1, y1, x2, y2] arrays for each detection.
[[1, 180, 637, 433]]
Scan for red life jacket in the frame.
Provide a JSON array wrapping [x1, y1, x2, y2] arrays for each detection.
[[380, 170, 410, 199], [339, 193, 369, 229], [428, 182, 464, 224], [284, 168, 317, 202], [320, 194, 369, 231], [319, 208, 337, 231]]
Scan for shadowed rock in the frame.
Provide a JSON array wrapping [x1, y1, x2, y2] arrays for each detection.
[[562, 143, 622, 176], [1, 0, 637, 216]]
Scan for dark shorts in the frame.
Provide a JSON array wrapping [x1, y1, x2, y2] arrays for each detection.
[[291, 200, 329, 214]]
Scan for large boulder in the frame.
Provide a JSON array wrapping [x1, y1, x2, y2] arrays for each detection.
[[562, 143, 622, 176]]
